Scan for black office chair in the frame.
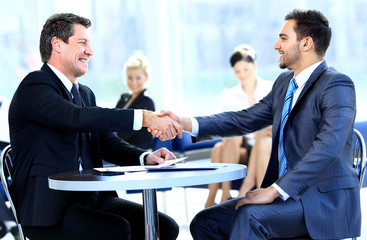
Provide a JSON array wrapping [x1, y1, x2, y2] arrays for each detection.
[[0, 145, 27, 240], [270, 128, 366, 240], [351, 129, 366, 240]]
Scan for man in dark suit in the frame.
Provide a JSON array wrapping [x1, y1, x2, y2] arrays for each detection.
[[9, 13, 180, 240], [155, 9, 360, 239]]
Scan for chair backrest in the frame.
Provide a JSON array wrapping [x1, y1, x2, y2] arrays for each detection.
[[352, 129, 367, 188], [172, 132, 221, 154], [0, 145, 26, 240]]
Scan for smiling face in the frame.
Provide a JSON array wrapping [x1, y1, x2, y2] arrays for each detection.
[[58, 24, 93, 81], [126, 68, 149, 95], [232, 60, 257, 84], [273, 20, 302, 71]]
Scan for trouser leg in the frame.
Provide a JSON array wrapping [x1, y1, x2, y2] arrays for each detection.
[[190, 197, 308, 240], [99, 196, 179, 240], [23, 202, 130, 240], [230, 198, 308, 240], [190, 198, 238, 240]]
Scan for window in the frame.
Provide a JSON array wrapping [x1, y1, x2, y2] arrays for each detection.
[[0, 0, 366, 120]]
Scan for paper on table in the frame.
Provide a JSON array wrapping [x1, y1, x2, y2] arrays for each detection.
[[93, 157, 188, 173], [145, 163, 226, 171], [144, 157, 188, 169], [93, 165, 147, 173]]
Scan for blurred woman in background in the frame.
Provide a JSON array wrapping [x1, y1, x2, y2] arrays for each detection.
[[205, 44, 273, 208], [115, 54, 155, 150]]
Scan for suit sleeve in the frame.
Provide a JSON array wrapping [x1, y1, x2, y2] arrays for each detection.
[[195, 89, 274, 142], [15, 72, 134, 133]]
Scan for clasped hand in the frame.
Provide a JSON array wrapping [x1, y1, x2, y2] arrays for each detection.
[[145, 110, 183, 141]]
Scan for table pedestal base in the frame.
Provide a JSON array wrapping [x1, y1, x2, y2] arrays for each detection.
[[143, 189, 159, 240]]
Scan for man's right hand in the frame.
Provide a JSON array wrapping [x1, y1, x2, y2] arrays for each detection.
[[143, 110, 182, 140], [148, 110, 193, 141]]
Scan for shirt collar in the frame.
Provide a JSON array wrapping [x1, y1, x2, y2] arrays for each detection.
[[47, 63, 78, 92], [293, 60, 324, 89]]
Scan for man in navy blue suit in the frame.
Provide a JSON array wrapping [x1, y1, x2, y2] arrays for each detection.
[[9, 13, 180, 240], [156, 9, 360, 239]]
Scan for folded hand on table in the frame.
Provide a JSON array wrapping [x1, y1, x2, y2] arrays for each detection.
[[145, 148, 176, 165]]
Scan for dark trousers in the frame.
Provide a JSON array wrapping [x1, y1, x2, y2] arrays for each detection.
[[23, 195, 179, 240], [190, 197, 308, 240]]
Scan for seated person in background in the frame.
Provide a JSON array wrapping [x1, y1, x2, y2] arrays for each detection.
[[116, 54, 155, 150], [205, 44, 273, 208]]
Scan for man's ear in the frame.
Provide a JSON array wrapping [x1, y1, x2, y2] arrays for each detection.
[[51, 37, 62, 53], [301, 36, 314, 52]]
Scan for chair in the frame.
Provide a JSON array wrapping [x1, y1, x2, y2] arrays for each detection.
[[351, 128, 367, 240], [0, 145, 27, 240], [270, 128, 366, 240], [355, 121, 367, 187], [352, 129, 366, 188], [172, 131, 220, 160]]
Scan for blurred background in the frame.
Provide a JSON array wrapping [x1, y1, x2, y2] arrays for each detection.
[[0, 1, 367, 239], [0, 0, 366, 119]]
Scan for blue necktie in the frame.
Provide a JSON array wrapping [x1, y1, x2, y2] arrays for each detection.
[[278, 78, 298, 178], [71, 84, 94, 169], [71, 84, 82, 107]]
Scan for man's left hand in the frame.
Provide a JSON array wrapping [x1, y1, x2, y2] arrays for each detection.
[[145, 147, 176, 165], [236, 186, 281, 209]]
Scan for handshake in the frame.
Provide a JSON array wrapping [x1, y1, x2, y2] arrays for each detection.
[[143, 110, 192, 141]]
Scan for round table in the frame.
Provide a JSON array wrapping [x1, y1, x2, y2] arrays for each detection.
[[49, 162, 246, 240]]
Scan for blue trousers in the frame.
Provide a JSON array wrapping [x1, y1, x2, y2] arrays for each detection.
[[190, 197, 309, 240]]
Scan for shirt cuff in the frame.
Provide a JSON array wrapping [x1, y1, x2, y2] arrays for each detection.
[[139, 152, 151, 165], [191, 117, 199, 137], [134, 110, 143, 131], [272, 183, 290, 201]]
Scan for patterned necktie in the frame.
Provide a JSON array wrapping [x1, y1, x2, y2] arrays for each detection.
[[278, 78, 298, 178], [71, 84, 94, 169]]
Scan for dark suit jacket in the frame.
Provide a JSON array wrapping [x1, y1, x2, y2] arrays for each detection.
[[115, 89, 155, 149], [8, 63, 146, 227], [195, 61, 360, 239]]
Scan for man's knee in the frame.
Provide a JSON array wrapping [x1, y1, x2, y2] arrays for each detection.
[[234, 204, 272, 232], [190, 209, 208, 237], [104, 216, 131, 240], [190, 210, 203, 232], [159, 213, 179, 240]]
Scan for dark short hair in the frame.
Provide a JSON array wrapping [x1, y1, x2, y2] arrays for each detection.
[[229, 45, 256, 67], [39, 13, 91, 63], [285, 9, 331, 57]]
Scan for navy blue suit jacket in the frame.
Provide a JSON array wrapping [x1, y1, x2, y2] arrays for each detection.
[[195, 61, 360, 239], [9, 63, 145, 227]]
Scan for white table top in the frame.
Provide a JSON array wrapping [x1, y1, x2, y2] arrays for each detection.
[[49, 163, 246, 191]]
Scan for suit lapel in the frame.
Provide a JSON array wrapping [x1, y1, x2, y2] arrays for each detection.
[[274, 62, 329, 153], [292, 61, 328, 111], [41, 63, 73, 102]]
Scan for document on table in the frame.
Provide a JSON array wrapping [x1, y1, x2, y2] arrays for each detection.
[[93, 157, 188, 173], [144, 163, 226, 171]]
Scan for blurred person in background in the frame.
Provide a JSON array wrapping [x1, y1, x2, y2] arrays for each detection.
[[116, 54, 155, 150], [205, 44, 273, 208]]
